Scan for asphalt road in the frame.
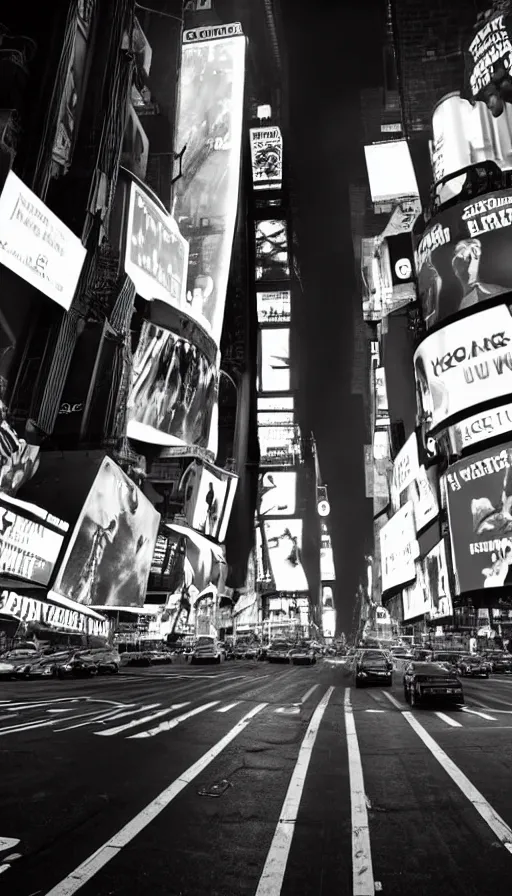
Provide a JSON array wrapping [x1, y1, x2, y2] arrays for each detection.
[[2, 659, 512, 896]]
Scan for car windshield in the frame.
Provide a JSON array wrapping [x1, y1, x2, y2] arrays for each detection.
[[411, 662, 456, 676], [196, 638, 214, 646], [271, 642, 289, 649]]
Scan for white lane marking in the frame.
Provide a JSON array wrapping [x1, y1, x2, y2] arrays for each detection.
[[274, 706, 301, 715], [56, 704, 162, 733], [95, 703, 189, 737], [365, 710, 385, 714], [0, 704, 134, 737], [216, 702, 240, 713], [44, 703, 267, 896], [344, 688, 375, 896], [381, 691, 406, 710], [255, 687, 334, 896], [461, 707, 498, 722], [435, 712, 462, 728], [402, 710, 512, 853], [300, 684, 319, 704], [128, 701, 219, 738]]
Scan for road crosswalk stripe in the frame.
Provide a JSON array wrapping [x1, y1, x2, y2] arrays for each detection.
[[95, 703, 189, 737], [216, 702, 239, 713], [128, 701, 220, 738]]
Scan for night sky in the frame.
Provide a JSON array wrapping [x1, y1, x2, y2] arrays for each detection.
[[282, 1, 385, 635]]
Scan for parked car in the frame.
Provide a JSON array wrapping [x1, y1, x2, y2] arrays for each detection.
[[0, 648, 41, 679], [456, 655, 489, 678], [482, 651, 512, 673], [257, 643, 270, 661], [190, 636, 225, 664], [266, 640, 293, 663], [403, 661, 464, 708], [354, 650, 393, 687], [55, 651, 100, 679], [233, 641, 259, 660], [430, 651, 466, 672], [288, 644, 317, 666], [21, 650, 74, 680]]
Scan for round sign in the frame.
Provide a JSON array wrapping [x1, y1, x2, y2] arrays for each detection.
[[395, 257, 412, 280], [317, 500, 330, 517]]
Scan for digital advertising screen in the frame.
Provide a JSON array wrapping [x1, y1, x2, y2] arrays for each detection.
[[364, 140, 419, 204], [51, 457, 160, 608], [127, 320, 218, 450], [258, 396, 294, 412], [463, 13, 512, 115], [255, 219, 290, 281], [258, 471, 296, 517], [0, 494, 68, 588], [415, 189, 512, 329], [320, 523, 336, 581], [258, 409, 294, 426], [259, 328, 290, 392], [391, 433, 439, 531], [402, 564, 428, 621], [173, 24, 246, 347], [258, 422, 297, 465], [421, 540, 453, 619], [444, 441, 512, 593], [263, 519, 308, 592], [374, 367, 390, 425], [0, 409, 40, 497], [256, 289, 291, 324], [249, 126, 283, 190], [414, 302, 512, 432], [380, 501, 418, 593], [448, 401, 512, 454], [181, 459, 238, 542]]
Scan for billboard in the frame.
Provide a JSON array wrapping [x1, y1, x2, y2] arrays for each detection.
[[124, 180, 189, 316], [374, 367, 390, 425], [463, 13, 512, 116], [448, 402, 512, 453], [0, 402, 40, 497], [422, 540, 453, 620], [414, 302, 512, 432], [51, 457, 160, 608], [392, 432, 420, 499], [415, 189, 512, 329], [255, 219, 290, 281], [263, 519, 308, 591], [127, 320, 218, 450], [258, 471, 296, 517], [0, 494, 68, 588], [320, 523, 336, 581], [391, 433, 439, 531], [256, 289, 291, 324], [259, 328, 290, 392], [363, 140, 419, 204], [258, 409, 294, 426], [173, 24, 246, 347], [258, 421, 297, 465], [380, 501, 418, 592], [249, 126, 283, 190], [0, 171, 86, 311], [373, 429, 391, 502], [181, 459, 238, 542], [258, 396, 294, 412], [402, 565, 428, 621]]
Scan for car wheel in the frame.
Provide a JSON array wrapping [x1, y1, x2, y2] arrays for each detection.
[[403, 686, 409, 702], [410, 688, 419, 708]]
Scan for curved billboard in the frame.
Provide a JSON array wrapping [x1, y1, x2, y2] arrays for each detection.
[[416, 189, 512, 329], [414, 301, 512, 431]]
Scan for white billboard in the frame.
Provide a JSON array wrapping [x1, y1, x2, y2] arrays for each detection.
[[320, 523, 336, 581], [256, 289, 290, 324], [258, 471, 296, 516], [392, 433, 420, 500], [402, 565, 428, 621], [181, 460, 238, 543], [448, 401, 512, 453], [255, 219, 290, 281], [422, 540, 453, 620], [263, 519, 308, 591], [364, 140, 419, 204], [259, 328, 290, 392], [380, 501, 419, 592], [258, 396, 294, 412], [249, 126, 283, 190]]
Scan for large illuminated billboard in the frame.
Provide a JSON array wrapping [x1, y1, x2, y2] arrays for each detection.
[[258, 396, 294, 413], [414, 302, 512, 432], [181, 460, 238, 543], [173, 24, 246, 347], [0, 495, 68, 588], [415, 189, 512, 330], [256, 289, 291, 324], [320, 523, 336, 581], [364, 140, 419, 204], [448, 402, 512, 454], [421, 540, 453, 620], [463, 13, 512, 116], [391, 433, 439, 531], [258, 420, 297, 466], [255, 219, 290, 281], [127, 320, 218, 452], [444, 442, 512, 593], [380, 501, 418, 592], [259, 328, 290, 392], [249, 126, 283, 190], [258, 471, 296, 517], [402, 566, 427, 621], [263, 519, 308, 591]]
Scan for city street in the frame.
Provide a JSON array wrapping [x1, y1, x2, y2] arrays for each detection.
[[2, 660, 512, 895]]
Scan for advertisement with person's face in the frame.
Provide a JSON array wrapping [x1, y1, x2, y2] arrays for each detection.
[[51, 457, 160, 608], [380, 501, 418, 593], [258, 471, 296, 517], [181, 460, 238, 542], [259, 328, 290, 392], [256, 290, 291, 324], [463, 13, 512, 116], [402, 564, 428, 621], [255, 220, 290, 281], [414, 302, 512, 431], [127, 321, 218, 450], [448, 402, 512, 454], [173, 26, 246, 347], [443, 442, 512, 593], [0, 495, 67, 587], [415, 190, 512, 329], [422, 540, 453, 619], [263, 519, 308, 591]]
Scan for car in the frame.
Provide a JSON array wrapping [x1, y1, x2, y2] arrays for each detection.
[[482, 651, 512, 673], [353, 649, 393, 687], [0, 648, 42, 679], [257, 643, 270, 661], [403, 661, 464, 708], [233, 641, 259, 660], [456, 655, 489, 678], [190, 636, 225, 664], [80, 647, 121, 673], [55, 651, 99, 679], [288, 645, 317, 666], [21, 650, 75, 680], [266, 640, 293, 663]]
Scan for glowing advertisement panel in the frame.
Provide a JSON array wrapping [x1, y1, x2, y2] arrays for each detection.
[[263, 519, 308, 592], [127, 320, 218, 452], [255, 220, 290, 281], [124, 180, 189, 313], [0, 494, 68, 588], [463, 14, 512, 114], [444, 442, 512, 593], [374, 367, 389, 424], [181, 459, 238, 543], [448, 402, 512, 453], [415, 190, 512, 330], [258, 396, 294, 412], [258, 421, 297, 465], [364, 140, 419, 204], [258, 410, 294, 426], [256, 289, 291, 324], [51, 457, 160, 608], [392, 433, 420, 500], [174, 24, 246, 347], [391, 434, 439, 531], [380, 501, 419, 593], [414, 302, 512, 432], [249, 126, 283, 190], [421, 540, 453, 620], [320, 523, 336, 581], [259, 328, 290, 392], [402, 564, 428, 621], [258, 471, 296, 517]]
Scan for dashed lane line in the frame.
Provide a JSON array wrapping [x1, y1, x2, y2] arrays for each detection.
[[344, 688, 376, 896], [128, 701, 220, 739], [216, 702, 240, 713], [461, 707, 498, 722], [95, 703, 190, 737], [435, 712, 462, 728]]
